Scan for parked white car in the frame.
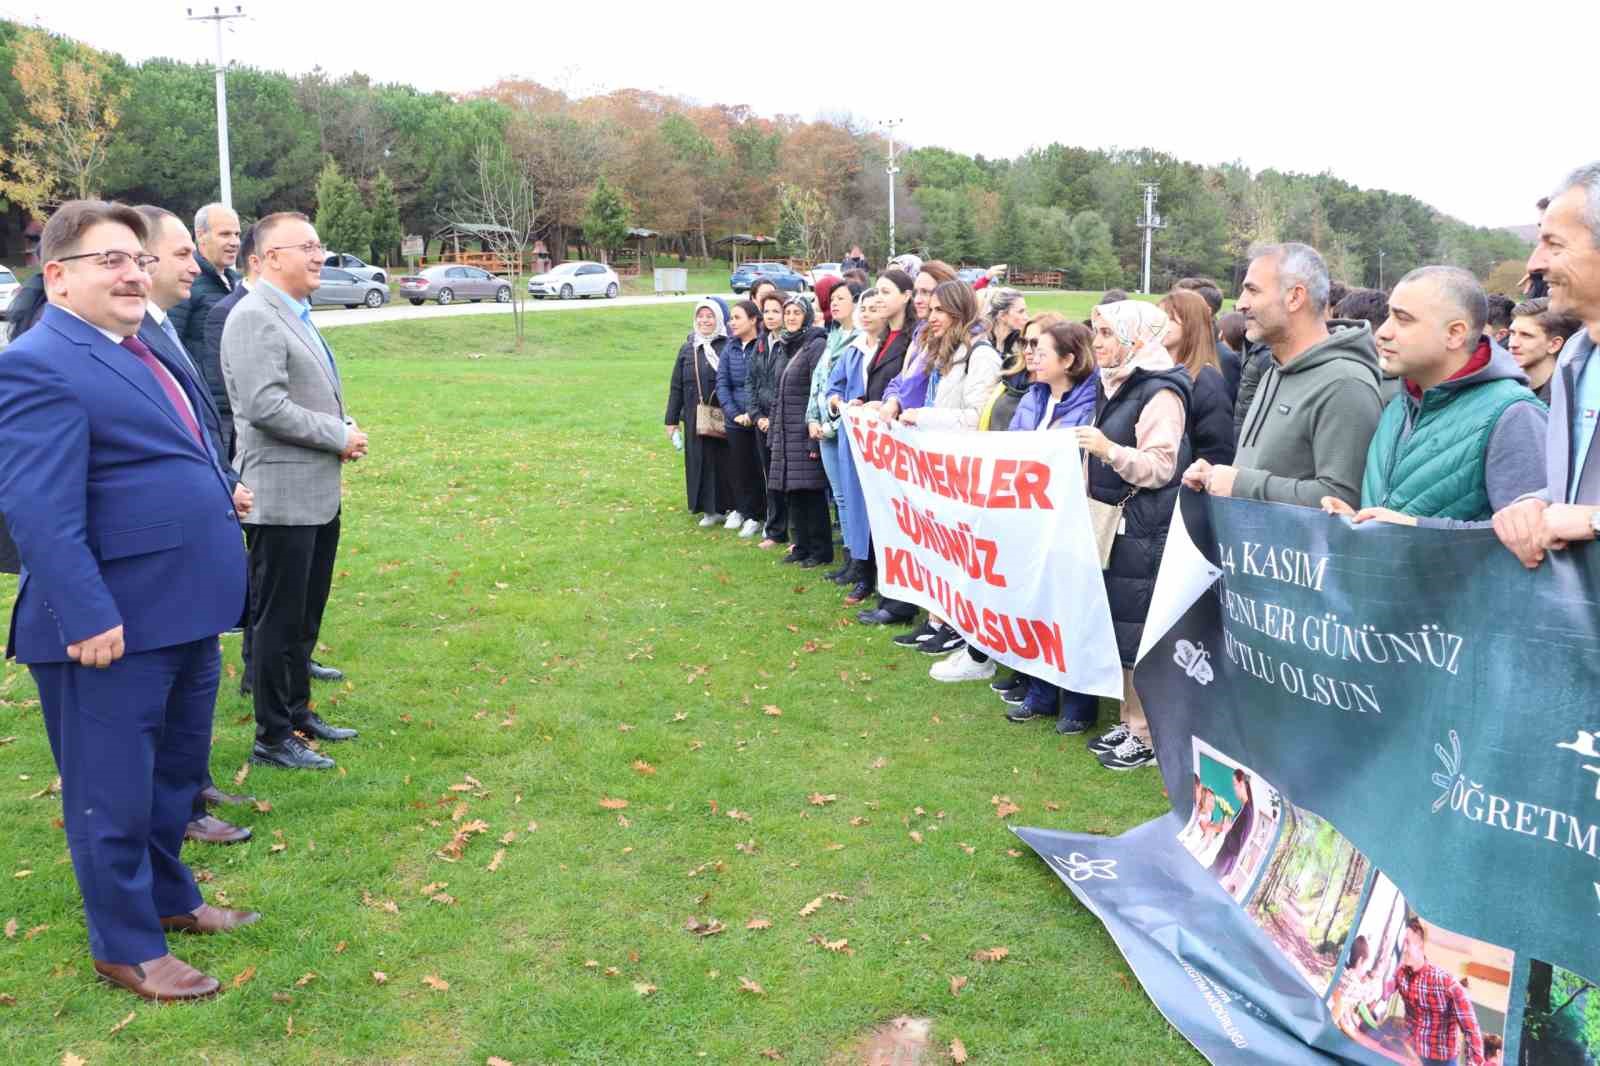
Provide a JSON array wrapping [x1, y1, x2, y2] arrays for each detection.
[[0, 268, 19, 319], [323, 252, 388, 285], [806, 262, 842, 289], [527, 261, 620, 299]]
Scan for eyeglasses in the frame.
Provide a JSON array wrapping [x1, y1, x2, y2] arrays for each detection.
[[56, 250, 159, 271], [1023, 338, 1040, 349], [267, 241, 326, 257]]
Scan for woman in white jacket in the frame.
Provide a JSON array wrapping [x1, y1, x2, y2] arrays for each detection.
[[890, 280, 1003, 678]]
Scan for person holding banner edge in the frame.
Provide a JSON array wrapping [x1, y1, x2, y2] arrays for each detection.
[[1075, 300, 1192, 771]]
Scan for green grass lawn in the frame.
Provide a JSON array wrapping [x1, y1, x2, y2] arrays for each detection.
[[0, 299, 1202, 1065]]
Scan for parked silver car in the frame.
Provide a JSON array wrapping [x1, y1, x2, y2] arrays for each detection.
[[323, 252, 388, 285], [527, 260, 620, 300], [0, 268, 19, 319], [309, 266, 389, 309], [397, 265, 513, 306]]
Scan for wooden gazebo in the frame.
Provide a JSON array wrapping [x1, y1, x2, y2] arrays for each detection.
[[421, 222, 530, 275], [714, 233, 776, 268]]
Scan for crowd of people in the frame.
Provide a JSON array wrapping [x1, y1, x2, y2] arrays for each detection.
[[666, 160, 1600, 782], [0, 200, 363, 1001]]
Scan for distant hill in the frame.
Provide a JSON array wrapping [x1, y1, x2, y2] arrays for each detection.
[[1502, 223, 1539, 242]]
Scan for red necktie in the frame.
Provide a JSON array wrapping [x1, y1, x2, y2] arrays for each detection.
[[120, 334, 203, 446]]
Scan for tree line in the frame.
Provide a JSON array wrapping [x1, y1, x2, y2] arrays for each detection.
[[0, 21, 1530, 289]]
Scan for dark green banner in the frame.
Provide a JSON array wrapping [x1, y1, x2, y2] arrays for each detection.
[[1019, 494, 1600, 1065]]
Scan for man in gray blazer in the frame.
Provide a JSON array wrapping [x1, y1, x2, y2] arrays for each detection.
[[221, 211, 366, 770]]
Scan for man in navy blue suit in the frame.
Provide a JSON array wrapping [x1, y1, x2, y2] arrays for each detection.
[[0, 201, 258, 1002]]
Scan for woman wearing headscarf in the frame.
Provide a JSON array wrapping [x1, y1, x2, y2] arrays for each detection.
[[1074, 300, 1192, 772], [716, 299, 768, 538], [808, 279, 864, 582], [767, 294, 833, 566], [665, 298, 735, 526], [825, 290, 887, 602], [749, 290, 790, 548]]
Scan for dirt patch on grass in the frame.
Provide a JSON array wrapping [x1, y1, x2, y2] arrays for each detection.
[[830, 1015, 936, 1065]]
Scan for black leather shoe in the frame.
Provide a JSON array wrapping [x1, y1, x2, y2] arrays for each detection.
[[238, 677, 252, 697], [251, 736, 335, 770], [824, 562, 851, 582], [799, 557, 828, 569], [856, 607, 914, 626], [307, 659, 344, 683], [844, 580, 873, 604], [293, 712, 358, 742]]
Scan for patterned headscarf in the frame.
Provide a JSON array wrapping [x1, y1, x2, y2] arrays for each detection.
[[888, 253, 923, 279], [779, 293, 815, 341], [1091, 300, 1174, 397]]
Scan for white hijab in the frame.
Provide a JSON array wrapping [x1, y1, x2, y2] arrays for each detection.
[[693, 298, 728, 371]]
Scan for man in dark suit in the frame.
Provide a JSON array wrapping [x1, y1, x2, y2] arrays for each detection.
[[170, 203, 241, 455], [135, 205, 257, 847], [0, 200, 259, 1002], [221, 211, 364, 770]]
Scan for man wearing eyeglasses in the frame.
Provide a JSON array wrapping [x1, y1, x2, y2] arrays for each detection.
[[0, 200, 253, 1001], [220, 212, 364, 772]]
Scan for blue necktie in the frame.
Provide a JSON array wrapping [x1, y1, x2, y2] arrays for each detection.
[[297, 306, 340, 382], [157, 315, 203, 381]]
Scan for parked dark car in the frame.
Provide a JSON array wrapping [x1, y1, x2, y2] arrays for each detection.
[[729, 261, 808, 294]]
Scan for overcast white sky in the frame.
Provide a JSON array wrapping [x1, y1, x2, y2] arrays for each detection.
[[14, 0, 1599, 229]]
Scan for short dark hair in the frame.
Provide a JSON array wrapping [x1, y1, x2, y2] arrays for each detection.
[[255, 210, 311, 252], [1217, 310, 1247, 352], [1099, 288, 1129, 304], [1485, 293, 1517, 329], [842, 267, 869, 287], [748, 278, 778, 303], [1404, 916, 1427, 941], [1512, 296, 1583, 344], [759, 291, 785, 311], [1326, 280, 1350, 311], [1173, 276, 1224, 316], [39, 199, 147, 263], [238, 222, 258, 265], [1484, 1034, 1503, 1055], [1334, 288, 1390, 332], [133, 205, 183, 248], [731, 298, 760, 323], [1037, 322, 1095, 384], [1536, 196, 1551, 212]]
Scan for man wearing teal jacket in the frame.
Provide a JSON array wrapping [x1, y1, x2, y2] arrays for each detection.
[[1322, 266, 1547, 527]]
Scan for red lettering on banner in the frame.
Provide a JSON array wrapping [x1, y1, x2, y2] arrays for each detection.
[[1014, 462, 1050, 510], [986, 460, 1017, 509], [1030, 619, 1065, 672], [979, 608, 1007, 654], [848, 414, 1055, 511], [884, 545, 911, 586]]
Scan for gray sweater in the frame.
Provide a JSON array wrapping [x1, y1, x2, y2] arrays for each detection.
[[1231, 322, 1384, 509]]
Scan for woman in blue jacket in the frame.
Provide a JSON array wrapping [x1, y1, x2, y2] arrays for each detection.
[[716, 299, 767, 538]]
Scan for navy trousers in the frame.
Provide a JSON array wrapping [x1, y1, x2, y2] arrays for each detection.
[[31, 637, 218, 964]]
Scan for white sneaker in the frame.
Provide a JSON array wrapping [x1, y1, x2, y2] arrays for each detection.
[[698, 513, 724, 528], [738, 518, 761, 538], [929, 648, 996, 683], [723, 511, 744, 530]]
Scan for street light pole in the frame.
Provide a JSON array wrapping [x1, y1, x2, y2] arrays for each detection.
[[881, 118, 902, 259], [1378, 249, 1386, 291], [186, 5, 246, 209]]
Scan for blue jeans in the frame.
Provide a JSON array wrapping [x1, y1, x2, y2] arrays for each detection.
[[820, 434, 848, 544]]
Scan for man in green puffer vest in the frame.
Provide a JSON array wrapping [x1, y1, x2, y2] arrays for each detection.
[[1321, 266, 1547, 528]]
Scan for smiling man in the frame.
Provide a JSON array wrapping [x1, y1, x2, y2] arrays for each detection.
[[1492, 161, 1600, 565], [1321, 266, 1546, 528], [172, 203, 243, 456]]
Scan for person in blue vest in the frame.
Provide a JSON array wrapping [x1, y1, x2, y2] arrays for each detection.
[[1494, 161, 1600, 566], [1320, 266, 1547, 527], [0, 200, 255, 1002]]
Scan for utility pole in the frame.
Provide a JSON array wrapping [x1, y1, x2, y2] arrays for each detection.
[[1378, 248, 1386, 291], [186, 5, 246, 209], [881, 118, 902, 259], [1136, 182, 1165, 295]]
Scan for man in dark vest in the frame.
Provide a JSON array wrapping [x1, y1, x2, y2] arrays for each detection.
[[1321, 266, 1546, 528], [170, 203, 242, 458]]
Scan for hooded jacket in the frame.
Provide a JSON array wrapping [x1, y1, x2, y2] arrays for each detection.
[[1362, 339, 1547, 524], [1231, 320, 1384, 509], [1007, 375, 1099, 432]]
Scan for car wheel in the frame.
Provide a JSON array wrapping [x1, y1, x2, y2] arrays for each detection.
[[496, 286, 511, 303], [437, 288, 454, 305], [408, 298, 424, 306], [560, 284, 574, 300], [364, 289, 383, 308], [605, 282, 619, 299]]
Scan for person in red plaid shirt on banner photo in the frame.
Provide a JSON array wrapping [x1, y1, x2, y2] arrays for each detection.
[[1388, 917, 1485, 1066]]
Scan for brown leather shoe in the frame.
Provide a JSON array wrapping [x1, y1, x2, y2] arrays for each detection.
[[199, 784, 254, 807], [184, 814, 252, 845], [160, 903, 261, 934], [94, 954, 220, 1002]]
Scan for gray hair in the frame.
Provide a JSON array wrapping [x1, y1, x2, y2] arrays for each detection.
[[193, 202, 230, 237], [1398, 265, 1487, 340], [1252, 242, 1330, 314], [1551, 161, 1600, 248]]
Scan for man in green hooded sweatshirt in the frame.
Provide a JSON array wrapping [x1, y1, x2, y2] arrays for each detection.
[[1183, 243, 1382, 508]]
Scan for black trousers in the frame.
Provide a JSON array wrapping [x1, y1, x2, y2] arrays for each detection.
[[723, 424, 766, 521], [787, 489, 833, 563], [754, 430, 788, 541], [246, 515, 340, 745]]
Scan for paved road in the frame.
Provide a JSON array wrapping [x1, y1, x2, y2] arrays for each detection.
[[314, 292, 706, 329]]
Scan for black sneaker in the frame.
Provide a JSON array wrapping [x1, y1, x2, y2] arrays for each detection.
[[920, 630, 966, 656], [1056, 715, 1096, 735], [990, 672, 1024, 694], [1005, 700, 1053, 723], [893, 619, 940, 649], [1099, 734, 1156, 771], [999, 686, 1028, 706], [1087, 724, 1130, 755]]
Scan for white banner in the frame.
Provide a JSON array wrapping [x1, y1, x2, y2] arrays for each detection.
[[842, 407, 1123, 698]]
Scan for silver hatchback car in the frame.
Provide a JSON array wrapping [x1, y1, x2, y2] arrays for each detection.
[[397, 265, 512, 306]]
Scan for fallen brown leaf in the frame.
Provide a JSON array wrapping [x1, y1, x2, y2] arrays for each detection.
[[108, 1009, 136, 1036], [233, 763, 250, 788], [62, 1054, 86, 1066], [1044, 801, 1061, 812], [487, 848, 506, 872], [807, 792, 837, 806], [726, 809, 752, 823], [422, 974, 449, 992], [972, 946, 1009, 963], [759, 1050, 784, 1061], [334, 941, 347, 954], [421, 881, 448, 895], [487, 1058, 516, 1066], [371, 971, 388, 985], [848, 816, 869, 827], [762, 705, 782, 717], [909, 830, 924, 844], [231, 965, 257, 989], [286, 1015, 294, 1038], [2, 918, 15, 939], [272, 992, 292, 1005], [798, 897, 822, 917], [950, 975, 968, 996], [745, 917, 771, 930], [294, 972, 317, 987], [951, 1036, 969, 1063], [598, 797, 629, 810], [738, 976, 766, 996], [253, 800, 272, 813], [994, 801, 1022, 819], [683, 916, 726, 937], [631, 760, 656, 775], [633, 982, 657, 997], [0, 993, 15, 1006]]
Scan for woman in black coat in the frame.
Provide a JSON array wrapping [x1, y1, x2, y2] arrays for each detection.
[[664, 298, 735, 525], [767, 295, 832, 566], [1160, 289, 1235, 464]]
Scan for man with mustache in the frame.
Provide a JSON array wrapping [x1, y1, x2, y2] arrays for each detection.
[[1494, 162, 1600, 567], [0, 200, 254, 1001]]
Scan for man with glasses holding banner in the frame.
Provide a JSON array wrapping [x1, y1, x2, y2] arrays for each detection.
[[0, 200, 253, 1000], [221, 212, 365, 772]]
